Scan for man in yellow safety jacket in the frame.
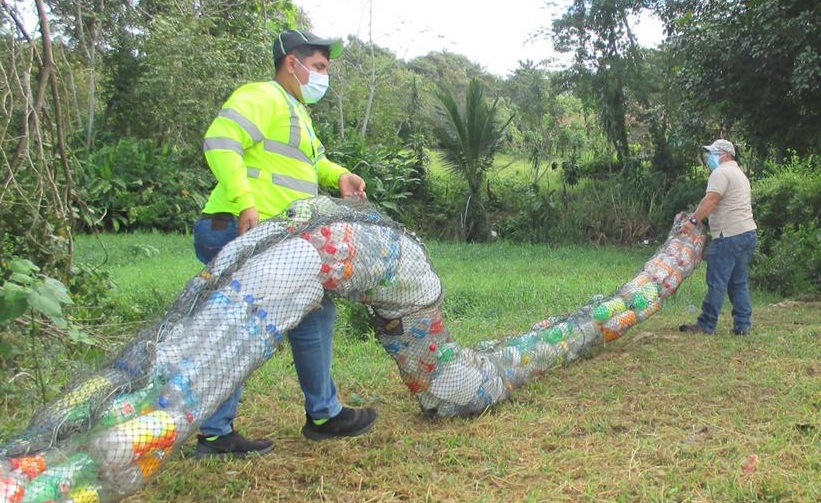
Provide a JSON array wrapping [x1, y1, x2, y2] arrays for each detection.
[[192, 29, 376, 459]]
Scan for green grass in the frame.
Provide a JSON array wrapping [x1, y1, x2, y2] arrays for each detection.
[[7, 232, 821, 502], [427, 149, 565, 191], [74, 231, 203, 319]]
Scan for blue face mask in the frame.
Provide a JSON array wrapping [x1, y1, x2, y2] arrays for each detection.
[[294, 59, 329, 104], [704, 152, 720, 171]]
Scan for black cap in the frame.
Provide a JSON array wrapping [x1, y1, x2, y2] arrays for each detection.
[[272, 29, 344, 62]]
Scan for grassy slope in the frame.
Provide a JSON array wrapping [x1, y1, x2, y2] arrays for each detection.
[[66, 232, 820, 502]]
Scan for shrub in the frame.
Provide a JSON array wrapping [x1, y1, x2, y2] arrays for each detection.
[[326, 135, 426, 223], [491, 180, 561, 244], [750, 154, 821, 296], [0, 258, 100, 409], [751, 222, 821, 297], [753, 154, 821, 253], [76, 139, 210, 233]]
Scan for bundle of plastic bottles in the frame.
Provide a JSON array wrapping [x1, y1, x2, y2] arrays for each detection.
[[0, 196, 706, 503]]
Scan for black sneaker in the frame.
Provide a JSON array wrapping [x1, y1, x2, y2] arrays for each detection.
[[679, 324, 713, 335], [733, 329, 750, 336], [194, 431, 274, 459], [301, 407, 378, 440]]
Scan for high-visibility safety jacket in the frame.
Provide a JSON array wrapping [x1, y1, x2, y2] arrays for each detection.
[[201, 81, 349, 220]]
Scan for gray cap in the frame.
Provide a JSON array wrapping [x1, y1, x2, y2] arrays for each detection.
[[703, 139, 736, 157], [273, 29, 344, 61]]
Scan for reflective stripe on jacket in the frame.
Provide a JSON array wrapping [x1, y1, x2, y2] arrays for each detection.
[[201, 81, 348, 219]]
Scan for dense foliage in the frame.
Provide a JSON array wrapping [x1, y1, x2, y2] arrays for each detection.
[[663, 0, 821, 158], [750, 154, 821, 296]]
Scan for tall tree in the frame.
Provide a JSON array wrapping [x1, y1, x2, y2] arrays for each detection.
[[315, 36, 411, 148], [433, 78, 512, 242], [661, 0, 821, 157], [551, 0, 663, 170], [505, 61, 553, 188]]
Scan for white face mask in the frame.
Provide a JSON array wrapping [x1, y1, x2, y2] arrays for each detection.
[[294, 59, 329, 104]]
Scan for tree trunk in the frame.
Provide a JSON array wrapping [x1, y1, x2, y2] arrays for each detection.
[[360, 0, 376, 137]]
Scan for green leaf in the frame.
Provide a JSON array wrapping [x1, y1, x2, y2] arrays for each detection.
[[0, 340, 12, 357], [41, 277, 74, 305], [2, 282, 29, 299], [67, 327, 98, 346], [9, 272, 34, 286], [0, 296, 28, 323], [9, 258, 38, 275], [51, 316, 69, 329], [27, 289, 64, 319]]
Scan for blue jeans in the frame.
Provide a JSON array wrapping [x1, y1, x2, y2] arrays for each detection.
[[696, 230, 758, 334], [193, 216, 342, 436]]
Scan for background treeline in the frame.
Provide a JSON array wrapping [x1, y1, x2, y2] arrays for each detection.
[[1, 0, 820, 331]]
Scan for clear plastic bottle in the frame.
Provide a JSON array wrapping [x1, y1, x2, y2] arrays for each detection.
[[18, 452, 99, 503], [87, 410, 179, 470], [0, 451, 70, 481], [156, 374, 197, 411], [62, 484, 108, 503], [541, 320, 571, 344], [434, 342, 460, 363], [27, 369, 126, 440], [0, 475, 25, 503], [99, 450, 165, 499], [593, 297, 628, 321], [1, 457, 37, 481], [99, 387, 157, 427]]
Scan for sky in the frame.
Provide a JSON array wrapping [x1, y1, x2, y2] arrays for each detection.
[[296, 0, 665, 77]]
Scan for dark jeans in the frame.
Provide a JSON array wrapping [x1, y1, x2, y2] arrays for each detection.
[[697, 230, 758, 334], [193, 214, 239, 265], [192, 214, 342, 436]]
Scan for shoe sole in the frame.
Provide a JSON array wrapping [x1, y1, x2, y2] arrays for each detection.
[[194, 443, 275, 460], [301, 418, 377, 441]]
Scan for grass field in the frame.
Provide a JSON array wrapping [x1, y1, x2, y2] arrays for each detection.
[[61, 230, 819, 502]]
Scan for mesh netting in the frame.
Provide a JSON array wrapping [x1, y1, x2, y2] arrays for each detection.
[[0, 196, 706, 503]]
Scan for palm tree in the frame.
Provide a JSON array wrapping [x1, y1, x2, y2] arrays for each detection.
[[433, 78, 513, 242]]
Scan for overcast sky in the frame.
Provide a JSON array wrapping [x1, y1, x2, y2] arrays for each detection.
[[296, 0, 665, 77]]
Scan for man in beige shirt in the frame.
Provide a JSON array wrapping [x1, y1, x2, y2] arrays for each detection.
[[679, 139, 758, 335]]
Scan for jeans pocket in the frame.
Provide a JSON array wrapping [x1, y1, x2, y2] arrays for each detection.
[[194, 218, 239, 264]]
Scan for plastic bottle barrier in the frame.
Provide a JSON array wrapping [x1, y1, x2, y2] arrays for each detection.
[[0, 197, 706, 503]]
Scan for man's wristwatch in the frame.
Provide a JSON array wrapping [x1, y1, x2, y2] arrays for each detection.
[[688, 216, 699, 225]]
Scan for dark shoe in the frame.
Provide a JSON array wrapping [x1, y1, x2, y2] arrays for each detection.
[[302, 407, 378, 440], [679, 324, 713, 335], [194, 431, 274, 459], [733, 330, 750, 336]]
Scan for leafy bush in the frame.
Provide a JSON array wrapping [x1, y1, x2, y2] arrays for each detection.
[[753, 154, 821, 253], [408, 175, 468, 241], [490, 180, 561, 244], [0, 193, 72, 281], [0, 258, 99, 408], [68, 262, 119, 324], [76, 139, 210, 233], [751, 223, 821, 297], [334, 299, 374, 341], [326, 135, 426, 222], [751, 154, 821, 296]]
